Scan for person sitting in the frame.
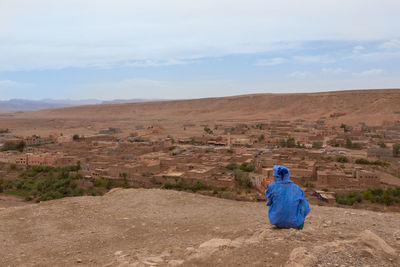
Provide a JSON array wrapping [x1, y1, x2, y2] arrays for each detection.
[[265, 165, 310, 229]]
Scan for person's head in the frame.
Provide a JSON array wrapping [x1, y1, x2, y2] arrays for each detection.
[[273, 165, 290, 182]]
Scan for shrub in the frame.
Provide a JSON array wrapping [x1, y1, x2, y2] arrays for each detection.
[[1, 141, 26, 152], [336, 192, 362, 205], [355, 158, 370, 164], [355, 158, 389, 167], [226, 163, 239, 170], [203, 127, 213, 135], [312, 141, 323, 149], [393, 143, 400, 157], [205, 148, 214, 153], [304, 182, 315, 188], [362, 187, 400, 206], [336, 156, 349, 163], [286, 137, 296, 148], [233, 170, 252, 188], [239, 162, 255, 172], [363, 190, 373, 200], [72, 134, 80, 141], [94, 178, 109, 188], [10, 164, 16, 170]]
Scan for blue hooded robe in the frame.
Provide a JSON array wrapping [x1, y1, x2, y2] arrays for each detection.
[[265, 165, 310, 228]]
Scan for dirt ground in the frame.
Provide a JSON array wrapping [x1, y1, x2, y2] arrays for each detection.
[[0, 188, 399, 267], [0, 194, 31, 210]]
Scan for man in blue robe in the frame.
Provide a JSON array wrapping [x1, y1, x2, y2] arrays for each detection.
[[265, 165, 310, 229]]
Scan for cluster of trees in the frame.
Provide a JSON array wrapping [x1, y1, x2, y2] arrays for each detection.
[[2, 163, 83, 202], [340, 123, 350, 132], [0, 128, 10, 134], [0, 162, 114, 202], [355, 158, 390, 167], [0, 141, 26, 152], [226, 162, 255, 172], [335, 191, 362, 205], [163, 179, 211, 192], [233, 169, 252, 188], [278, 137, 296, 148], [336, 187, 400, 206], [345, 138, 363, 150]]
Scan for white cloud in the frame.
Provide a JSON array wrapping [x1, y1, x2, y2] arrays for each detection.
[[322, 68, 347, 74], [379, 39, 400, 50], [353, 45, 365, 54], [0, 80, 32, 88], [293, 55, 336, 64], [255, 57, 287, 66], [125, 59, 190, 67], [1, 0, 400, 71], [289, 71, 311, 79], [354, 69, 384, 77]]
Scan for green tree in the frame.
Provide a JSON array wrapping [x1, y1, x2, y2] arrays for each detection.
[[226, 163, 239, 170], [378, 142, 386, 148], [393, 143, 400, 157], [336, 156, 349, 163], [278, 138, 286, 147], [233, 170, 252, 188], [345, 138, 353, 149], [340, 123, 349, 132], [203, 127, 213, 135], [286, 137, 296, 148], [312, 141, 323, 149]]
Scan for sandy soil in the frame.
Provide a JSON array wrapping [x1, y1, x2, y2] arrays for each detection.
[[0, 188, 399, 267]]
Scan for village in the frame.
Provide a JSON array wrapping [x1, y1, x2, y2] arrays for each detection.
[[1, 116, 400, 204]]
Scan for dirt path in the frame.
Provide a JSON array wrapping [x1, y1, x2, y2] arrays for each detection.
[[0, 188, 399, 266]]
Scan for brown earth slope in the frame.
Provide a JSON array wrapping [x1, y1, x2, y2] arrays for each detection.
[[0, 189, 399, 266], [1, 89, 400, 136]]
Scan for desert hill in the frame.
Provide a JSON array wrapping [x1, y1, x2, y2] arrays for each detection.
[[0, 189, 399, 266], [10, 89, 400, 122], [2, 89, 400, 136]]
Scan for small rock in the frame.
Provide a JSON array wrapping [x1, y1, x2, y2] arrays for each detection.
[[167, 259, 184, 266], [394, 230, 400, 240], [76, 258, 82, 263], [114, 251, 123, 256], [285, 247, 317, 267], [199, 238, 231, 249]]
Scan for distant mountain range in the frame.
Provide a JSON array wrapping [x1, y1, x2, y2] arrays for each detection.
[[0, 98, 167, 113]]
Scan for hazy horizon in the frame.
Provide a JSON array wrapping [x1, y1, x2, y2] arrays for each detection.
[[1, 1, 400, 100]]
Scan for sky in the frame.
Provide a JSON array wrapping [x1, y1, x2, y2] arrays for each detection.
[[1, 0, 400, 100]]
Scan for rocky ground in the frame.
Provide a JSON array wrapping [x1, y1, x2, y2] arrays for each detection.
[[0, 188, 399, 267]]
